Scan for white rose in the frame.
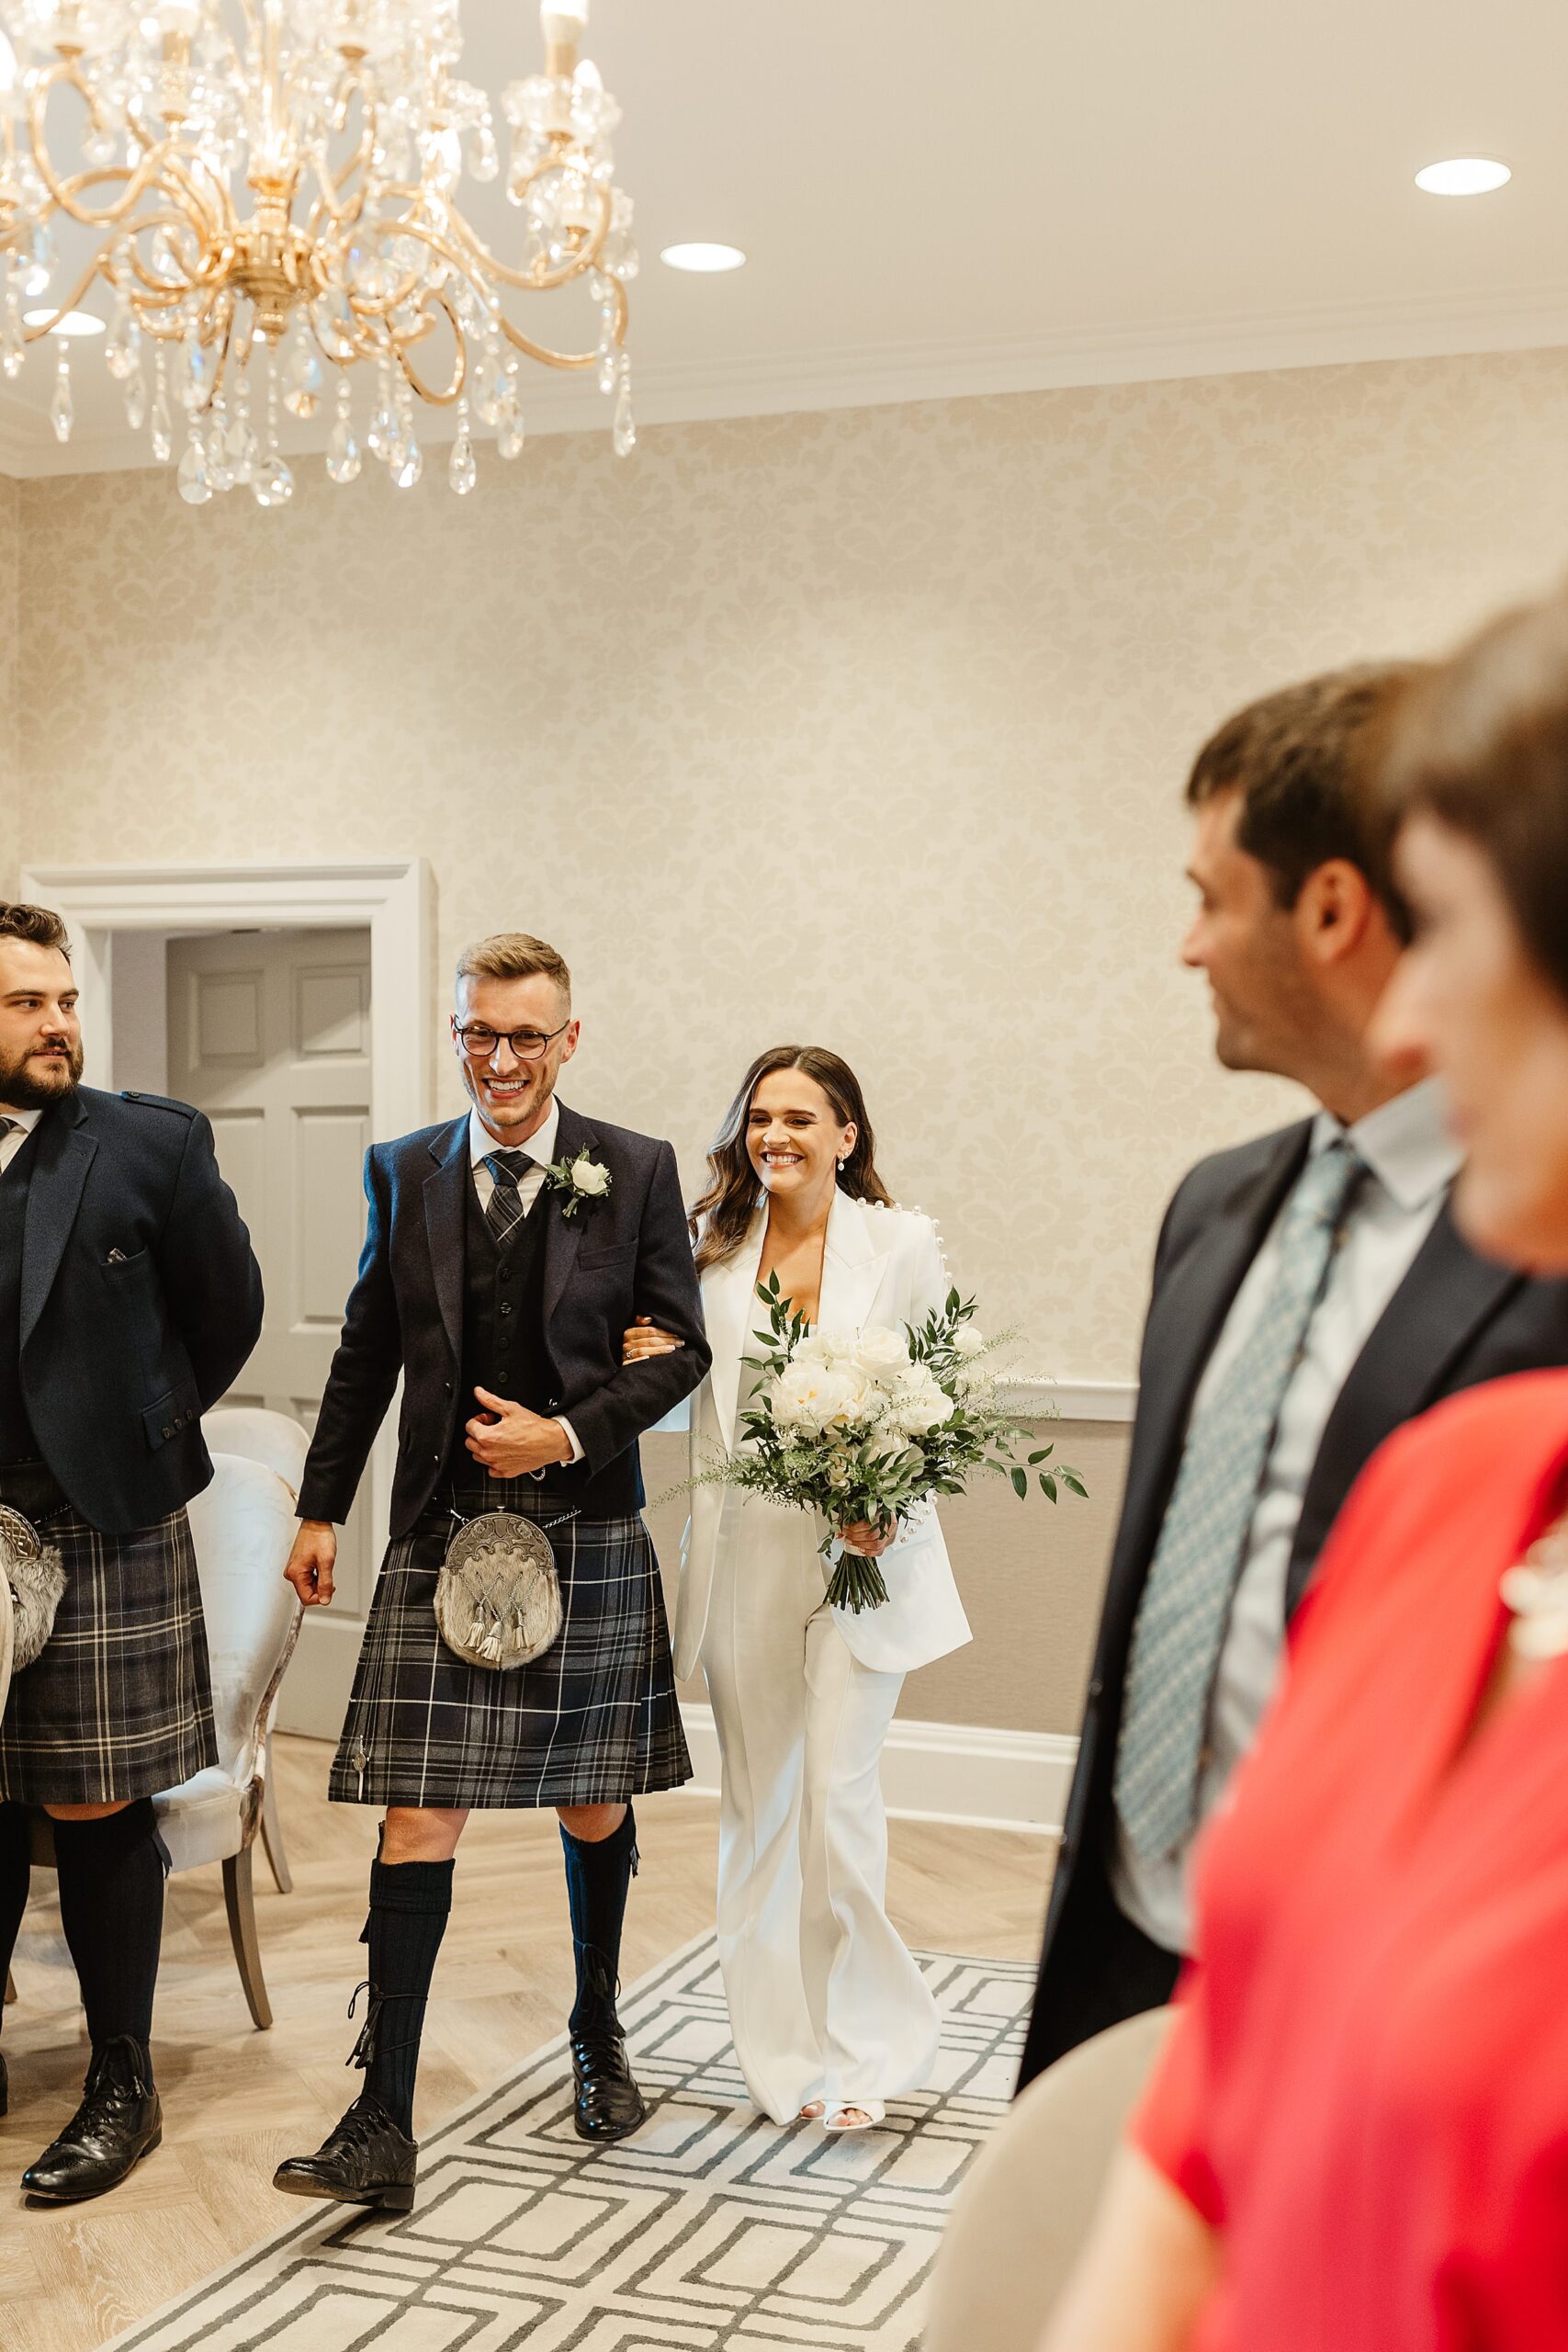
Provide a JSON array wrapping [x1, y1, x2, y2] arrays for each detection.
[[811, 1327, 859, 1368], [894, 1376, 951, 1437], [792, 1331, 835, 1369], [572, 1157, 611, 1196], [854, 1327, 914, 1385], [953, 1326, 987, 1358]]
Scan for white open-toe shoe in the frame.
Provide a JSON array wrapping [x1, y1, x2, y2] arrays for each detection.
[[824, 2104, 883, 2133]]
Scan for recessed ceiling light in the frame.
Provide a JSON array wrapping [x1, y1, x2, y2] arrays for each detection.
[[23, 308, 107, 337], [660, 242, 746, 274], [1415, 157, 1511, 197]]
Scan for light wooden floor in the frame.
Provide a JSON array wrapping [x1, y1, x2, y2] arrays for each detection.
[[0, 1734, 1055, 2352]]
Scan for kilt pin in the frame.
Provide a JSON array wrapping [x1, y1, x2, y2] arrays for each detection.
[[274, 1093, 708, 2213], [0, 1083, 263, 2204]]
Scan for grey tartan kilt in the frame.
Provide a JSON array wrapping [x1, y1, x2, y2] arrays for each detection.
[[329, 1482, 693, 1810], [0, 1496, 217, 1805]]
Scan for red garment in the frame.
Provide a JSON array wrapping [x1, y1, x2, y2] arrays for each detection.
[[1134, 1369, 1568, 2352]]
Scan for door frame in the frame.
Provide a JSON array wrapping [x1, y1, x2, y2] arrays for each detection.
[[17, 857, 435, 1724]]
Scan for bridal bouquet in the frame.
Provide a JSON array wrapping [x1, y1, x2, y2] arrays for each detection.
[[701, 1273, 1085, 1612]]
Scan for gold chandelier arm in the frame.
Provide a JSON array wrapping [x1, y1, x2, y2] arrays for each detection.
[[19, 247, 114, 342], [392, 288, 466, 406], [446, 175, 613, 297], [27, 66, 170, 229]]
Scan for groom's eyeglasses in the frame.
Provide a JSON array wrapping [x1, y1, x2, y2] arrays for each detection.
[[454, 1020, 570, 1063]]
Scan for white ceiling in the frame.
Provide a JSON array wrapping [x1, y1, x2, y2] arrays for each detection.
[[3, 0, 1566, 475]]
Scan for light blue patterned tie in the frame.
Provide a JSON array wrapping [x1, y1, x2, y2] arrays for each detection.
[[1113, 1137, 1363, 1863]]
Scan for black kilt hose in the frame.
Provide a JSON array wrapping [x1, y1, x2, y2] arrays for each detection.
[[330, 1477, 691, 1810], [0, 1486, 217, 1806]]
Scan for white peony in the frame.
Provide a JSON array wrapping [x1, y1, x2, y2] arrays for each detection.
[[772, 1363, 855, 1436], [953, 1326, 987, 1358]]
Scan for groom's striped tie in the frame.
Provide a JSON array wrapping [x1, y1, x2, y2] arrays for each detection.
[[481, 1150, 536, 1248], [1113, 1136, 1364, 1864]]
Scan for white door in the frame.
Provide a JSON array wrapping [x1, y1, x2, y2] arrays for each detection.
[[166, 927, 374, 1736]]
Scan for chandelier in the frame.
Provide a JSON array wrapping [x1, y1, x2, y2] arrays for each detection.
[[0, 0, 637, 504]]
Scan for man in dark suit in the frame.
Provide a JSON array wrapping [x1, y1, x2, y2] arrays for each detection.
[[274, 931, 709, 2214], [0, 900, 263, 2199], [1017, 665, 1568, 2087]]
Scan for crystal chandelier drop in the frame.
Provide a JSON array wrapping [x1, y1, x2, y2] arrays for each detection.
[[0, 0, 637, 505]]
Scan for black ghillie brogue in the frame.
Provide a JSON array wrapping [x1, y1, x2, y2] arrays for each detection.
[[272, 2090, 418, 2212], [22, 2036, 161, 2203], [570, 2013, 647, 2143]]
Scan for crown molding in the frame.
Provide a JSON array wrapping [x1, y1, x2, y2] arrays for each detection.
[[4, 275, 1568, 480]]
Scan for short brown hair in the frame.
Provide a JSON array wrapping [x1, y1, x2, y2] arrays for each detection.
[[0, 903, 70, 957], [1186, 663, 1427, 937], [1382, 592, 1568, 1004], [455, 932, 570, 999]]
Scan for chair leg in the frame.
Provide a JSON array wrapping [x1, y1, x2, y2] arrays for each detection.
[[259, 1731, 293, 1895], [4, 1970, 13, 2007], [222, 1847, 273, 2032]]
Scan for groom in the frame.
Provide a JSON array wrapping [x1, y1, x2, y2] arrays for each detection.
[[273, 932, 708, 2212]]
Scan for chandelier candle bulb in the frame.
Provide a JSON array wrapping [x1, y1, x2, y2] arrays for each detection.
[[0, 0, 636, 501]]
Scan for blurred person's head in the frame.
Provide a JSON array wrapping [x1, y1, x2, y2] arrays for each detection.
[[1374, 594, 1568, 1273], [1182, 663, 1429, 1122], [0, 903, 83, 1110]]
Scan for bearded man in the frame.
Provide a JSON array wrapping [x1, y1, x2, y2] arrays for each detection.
[[0, 900, 263, 2200]]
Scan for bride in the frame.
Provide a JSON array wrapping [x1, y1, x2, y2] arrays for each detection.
[[626, 1046, 971, 2131]]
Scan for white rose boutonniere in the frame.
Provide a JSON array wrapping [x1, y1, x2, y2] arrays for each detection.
[[543, 1149, 613, 1219]]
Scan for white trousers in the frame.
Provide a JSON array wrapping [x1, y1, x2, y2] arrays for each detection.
[[701, 1498, 942, 2123]]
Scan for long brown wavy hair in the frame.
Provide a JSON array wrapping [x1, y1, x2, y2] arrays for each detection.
[[690, 1046, 893, 1273]]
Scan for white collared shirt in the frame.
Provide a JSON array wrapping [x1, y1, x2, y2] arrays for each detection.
[[0, 1106, 43, 1175], [1112, 1076, 1461, 1954], [464, 1098, 582, 1464]]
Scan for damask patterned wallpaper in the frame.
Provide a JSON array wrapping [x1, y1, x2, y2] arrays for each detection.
[[10, 347, 1568, 1387]]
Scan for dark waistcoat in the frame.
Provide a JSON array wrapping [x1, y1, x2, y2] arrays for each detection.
[[0, 1131, 40, 1464], [449, 1180, 571, 1495]]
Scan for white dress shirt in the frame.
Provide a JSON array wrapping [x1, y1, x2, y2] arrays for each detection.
[[1112, 1077, 1461, 1953], [465, 1100, 583, 1467], [0, 1107, 42, 1174]]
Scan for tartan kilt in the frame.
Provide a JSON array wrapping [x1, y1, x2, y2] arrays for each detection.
[[0, 1496, 218, 1805], [329, 1481, 692, 1809]]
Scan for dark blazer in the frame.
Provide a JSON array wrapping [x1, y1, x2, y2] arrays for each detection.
[[1017, 1115, 1568, 2088], [298, 1100, 711, 1532], [14, 1086, 264, 1534]]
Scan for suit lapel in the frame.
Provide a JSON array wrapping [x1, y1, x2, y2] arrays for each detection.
[[705, 1213, 768, 1453], [1287, 1204, 1521, 1612], [423, 1115, 470, 1362], [817, 1190, 891, 1337], [1118, 1124, 1313, 1575], [542, 1101, 595, 1329], [19, 1097, 96, 1347]]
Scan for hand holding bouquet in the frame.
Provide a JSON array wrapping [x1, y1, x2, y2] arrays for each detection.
[[703, 1274, 1085, 1611]]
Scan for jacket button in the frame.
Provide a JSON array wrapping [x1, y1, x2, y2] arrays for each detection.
[[499, 1304, 512, 1317], [1087, 1678, 1103, 1702], [162, 1425, 175, 1440], [444, 1382, 453, 1394]]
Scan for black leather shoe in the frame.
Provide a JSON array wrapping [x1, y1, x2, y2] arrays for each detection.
[[22, 2036, 161, 2203], [571, 2025, 647, 2143], [273, 2092, 418, 2211]]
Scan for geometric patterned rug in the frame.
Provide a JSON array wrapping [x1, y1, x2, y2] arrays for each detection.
[[104, 1933, 1032, 2351]]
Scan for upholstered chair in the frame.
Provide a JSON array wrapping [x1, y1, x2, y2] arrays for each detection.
[[202, 1407, 310, 1893], [924, 2004, 1175, 2352]]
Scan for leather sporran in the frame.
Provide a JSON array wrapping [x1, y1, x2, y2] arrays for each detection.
[[433, 1510, 569, 1671], [0, 1503, 67, 1672]]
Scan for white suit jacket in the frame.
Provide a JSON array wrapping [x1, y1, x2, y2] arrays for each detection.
[[677, 1190, 973, 1678]]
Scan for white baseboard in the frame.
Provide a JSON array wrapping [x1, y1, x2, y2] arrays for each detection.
[[679, 1703, 1077, 1835]]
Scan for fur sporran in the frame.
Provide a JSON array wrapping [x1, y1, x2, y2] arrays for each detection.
[[0, 1503, 67, 1673], [433, 1509, 569, 1671]]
